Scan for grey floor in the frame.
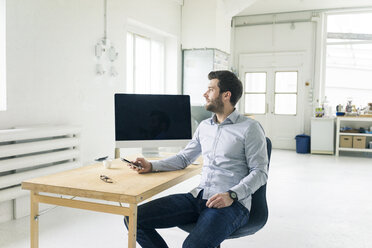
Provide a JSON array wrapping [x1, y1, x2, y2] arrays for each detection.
[[1, 149, 372, 248]]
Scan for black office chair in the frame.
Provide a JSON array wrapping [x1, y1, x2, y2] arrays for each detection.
[[178, 137, 272, 247]]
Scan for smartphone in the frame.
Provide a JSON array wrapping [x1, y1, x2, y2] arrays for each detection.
[[121, 158, 143, 169]]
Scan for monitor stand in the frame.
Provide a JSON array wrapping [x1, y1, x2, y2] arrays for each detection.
[[142, 147, 162, 158]]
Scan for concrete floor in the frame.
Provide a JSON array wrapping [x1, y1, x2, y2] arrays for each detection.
[[1, 149, 372, 248]]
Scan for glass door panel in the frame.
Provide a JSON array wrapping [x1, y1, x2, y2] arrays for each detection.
[[274, 71, 298, 115], [244, 72, 267, 114], [245, 94, 266, 114], [275, 94, 297, 115]]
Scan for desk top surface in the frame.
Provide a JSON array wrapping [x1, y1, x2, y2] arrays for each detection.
[[22, 157, 202, 204]]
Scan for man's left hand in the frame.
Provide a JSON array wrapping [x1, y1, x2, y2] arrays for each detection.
[[206, 192, 233, 209]]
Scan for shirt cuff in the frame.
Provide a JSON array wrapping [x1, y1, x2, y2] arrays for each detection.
[[151, 161, 162, 172], [230, 184, 249, 201]]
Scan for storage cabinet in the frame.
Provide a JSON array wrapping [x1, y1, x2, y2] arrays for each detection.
[[311, 117, 335, 154], [182, 48, 229, 105], [335, 117, 372, 156]]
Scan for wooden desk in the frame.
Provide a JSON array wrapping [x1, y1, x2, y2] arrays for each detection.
[[22, 158, 202, 248]]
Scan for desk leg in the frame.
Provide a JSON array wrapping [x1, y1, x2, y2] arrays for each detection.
[[30, 191, 39, 248], [128, 203, 138, 248]]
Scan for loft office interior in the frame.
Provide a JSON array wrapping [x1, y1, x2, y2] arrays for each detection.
[[1, 0, 372, 247]]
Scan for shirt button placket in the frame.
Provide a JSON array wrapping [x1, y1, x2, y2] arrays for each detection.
[[206, 125, 222, 196], [212, 125, 222, 160]]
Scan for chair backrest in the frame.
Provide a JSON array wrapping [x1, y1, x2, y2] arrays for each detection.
[[228, 137, 272, 238], [179, 137, 272, 239]]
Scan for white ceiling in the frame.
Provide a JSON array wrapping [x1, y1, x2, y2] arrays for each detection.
[[237, 0, 372, 16]]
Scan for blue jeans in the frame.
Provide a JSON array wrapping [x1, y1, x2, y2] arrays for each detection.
[[124, 191, 249, 248]]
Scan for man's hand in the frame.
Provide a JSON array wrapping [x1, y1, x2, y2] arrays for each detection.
[[206, 192, 233, 209], [129, 157, 152, 174]]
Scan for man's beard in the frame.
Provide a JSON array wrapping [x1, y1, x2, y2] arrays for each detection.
[[205, 94, 224, 113]]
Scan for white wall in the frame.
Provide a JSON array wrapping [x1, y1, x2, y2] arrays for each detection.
[[1, 0, 181, 162], [0, 0, 181, 221], [182, 0, 231, 53]]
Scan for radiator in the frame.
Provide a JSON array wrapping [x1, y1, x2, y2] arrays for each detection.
[[0, 125, 81, 219]]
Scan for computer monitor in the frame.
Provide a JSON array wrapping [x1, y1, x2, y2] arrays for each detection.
[[115, 94, 192, 157]]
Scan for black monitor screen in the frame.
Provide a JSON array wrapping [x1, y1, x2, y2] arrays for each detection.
[[115, 94, 192, 141]]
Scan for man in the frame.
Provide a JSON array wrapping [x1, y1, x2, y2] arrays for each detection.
[[125, 70, 268, 248]]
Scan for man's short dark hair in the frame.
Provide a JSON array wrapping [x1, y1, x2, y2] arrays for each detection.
[[208, 70, 243, 106]]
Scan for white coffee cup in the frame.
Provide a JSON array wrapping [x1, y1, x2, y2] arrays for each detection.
[[103, 159, 112, 169]]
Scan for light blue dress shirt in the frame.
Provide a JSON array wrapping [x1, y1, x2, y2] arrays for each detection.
[[151, 109, 268, 211]]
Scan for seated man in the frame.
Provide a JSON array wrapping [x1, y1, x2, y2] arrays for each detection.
[[125, 70, 268, 248]]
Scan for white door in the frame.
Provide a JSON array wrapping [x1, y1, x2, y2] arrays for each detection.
[[239, 52, 305, 149]]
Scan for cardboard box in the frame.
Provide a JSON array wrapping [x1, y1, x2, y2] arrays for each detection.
[[340, 136, 352, 148], [353, 136, 366, 149]]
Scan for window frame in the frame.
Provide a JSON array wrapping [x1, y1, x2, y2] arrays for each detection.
[[126, 28, 166, 94], [321, 10, 372, 106]]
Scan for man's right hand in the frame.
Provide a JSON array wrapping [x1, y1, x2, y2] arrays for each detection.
[[130, 157, 152, 174]]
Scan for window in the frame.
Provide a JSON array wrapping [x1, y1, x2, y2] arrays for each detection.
[[0, 0, 6, 111], [274, 71, 297, 115], [244, 72, 266, 114], [324, 11, 372, 109], [126, 32, 165, 94]]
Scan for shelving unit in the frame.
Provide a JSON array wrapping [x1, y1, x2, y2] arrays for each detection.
[[335, 117, 372, 156]]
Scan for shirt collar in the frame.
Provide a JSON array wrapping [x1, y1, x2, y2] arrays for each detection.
[[210, 109, 240, 125]]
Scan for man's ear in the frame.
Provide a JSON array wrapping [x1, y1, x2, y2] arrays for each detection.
[[223, 91, 231, 101]]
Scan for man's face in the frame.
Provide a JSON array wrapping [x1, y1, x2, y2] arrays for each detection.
[[203, 79, 224, 113]]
